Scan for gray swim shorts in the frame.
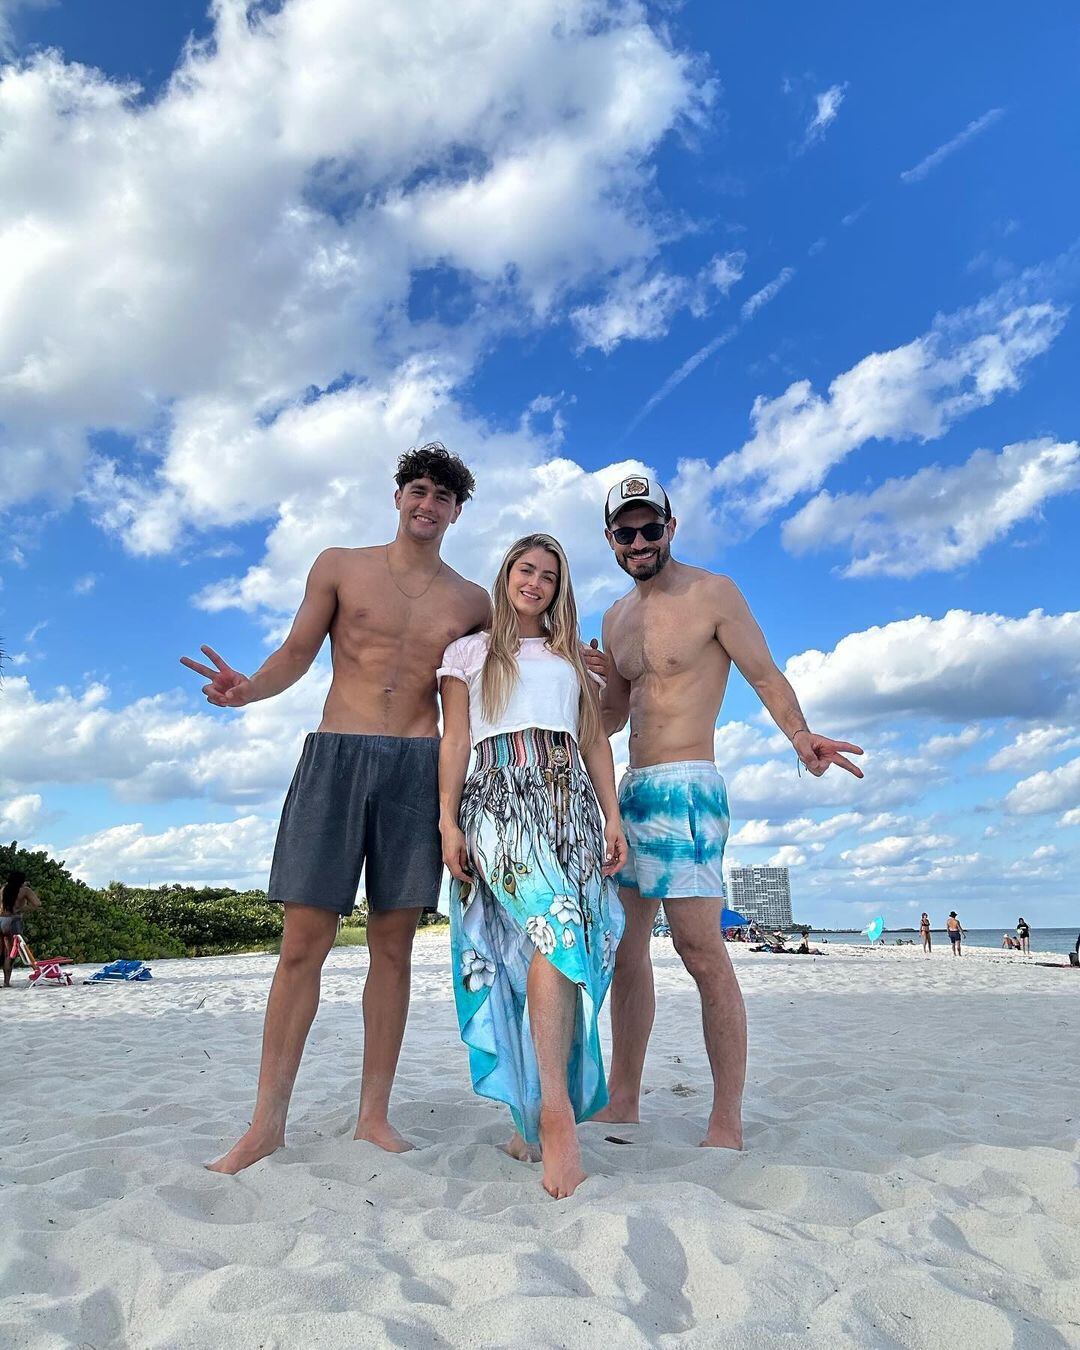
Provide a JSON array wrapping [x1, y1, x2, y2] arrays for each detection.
[[267, 732, 442, 916]]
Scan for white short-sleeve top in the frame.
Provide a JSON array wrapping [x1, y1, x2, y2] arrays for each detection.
[[437, 632, 600, 747]]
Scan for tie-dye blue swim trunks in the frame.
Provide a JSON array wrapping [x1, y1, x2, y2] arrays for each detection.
[[616, 760, 730, 899]]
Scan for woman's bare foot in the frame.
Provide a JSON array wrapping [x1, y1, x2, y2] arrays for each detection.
[[354, 1119, 415, 1153], [538, 1107, 586, 1199], [205, 1128, 283, 1174], [699, 1114, 743, 1150], [501, 1131, 541, 1163], [590, 1096, 640, 1125]]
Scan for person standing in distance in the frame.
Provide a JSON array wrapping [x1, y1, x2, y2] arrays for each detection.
[[181, 444, 491, 1173], [593, 476, 865, 1148]]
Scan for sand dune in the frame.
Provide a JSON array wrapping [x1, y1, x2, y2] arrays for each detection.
[[2, 935, 1078, 1348]]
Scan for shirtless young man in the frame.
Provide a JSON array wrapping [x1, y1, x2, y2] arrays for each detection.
[[181, 443, 491, 1173], [593, 476, 864, 1148]]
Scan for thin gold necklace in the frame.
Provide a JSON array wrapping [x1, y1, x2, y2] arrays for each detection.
[[385, 544, 443, 600]]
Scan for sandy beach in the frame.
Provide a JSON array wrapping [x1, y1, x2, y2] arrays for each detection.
[[2, 934, 1078, 1349]]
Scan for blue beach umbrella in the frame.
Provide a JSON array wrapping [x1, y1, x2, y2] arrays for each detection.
[[721, 908, 750, 927], [864, 916, 885, 942]]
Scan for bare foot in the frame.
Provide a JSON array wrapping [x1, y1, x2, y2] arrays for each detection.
[[590, 1098, 640, 1125], [501, 1131, 541, 1163], [699, 1117, 743, 1150], [205, 1128, 283, 1174], [538, 1107, 586, 1199], [354, 1120, 415, 1153]]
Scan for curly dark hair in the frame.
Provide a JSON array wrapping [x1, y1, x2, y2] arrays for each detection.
[[394, 442, 476, 504]]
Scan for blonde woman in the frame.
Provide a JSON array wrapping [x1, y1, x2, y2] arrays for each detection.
[[438, 535, 625, 1198]]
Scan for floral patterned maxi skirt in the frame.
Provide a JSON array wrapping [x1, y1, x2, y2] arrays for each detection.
[[450, 729, 625, 1144]]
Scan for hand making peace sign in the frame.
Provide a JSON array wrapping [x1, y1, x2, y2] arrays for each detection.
[[179, 645, 254, 708], [793, 730, 864, 778]]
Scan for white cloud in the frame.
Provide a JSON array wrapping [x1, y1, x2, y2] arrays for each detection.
[[0, 671, 328, 803], [697, 290, 1066, 528], [987, 725, 1080, 772], [919, 726, 988, 759], [857, 812, 915, 835], [707, 253, 747, 294], [713, 720, 789, 771], [901, 107, 1005, 184], [72, 571, 98, 595], [766, 845, 808, 867], [0, 0, 709, 523], [728, 748, 930, 819], [728, 812, 863, 847], [1059, 808, 1080, 828], [840, 833, 953, 868], [784, 608, 1080, 727], [59, 814, 277, 887], [0, 790, 45, 836], [781, 438, 1080, 577], [803, 84, 846, 147], [571, 251, 746, 354], [1003, 755, 1080, 816], [572, 272, 696, 353]]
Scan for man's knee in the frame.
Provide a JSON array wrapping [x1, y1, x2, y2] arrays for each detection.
[[614, 932, 653, 976], [366, 911, 419, 970], [672, 931, 724, 982], [278, 934, 333, 973], [279, 906, 339, 969]]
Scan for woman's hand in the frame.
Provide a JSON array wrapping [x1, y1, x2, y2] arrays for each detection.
[[441, 825, 472, 884], [602, 820, 627, 878]]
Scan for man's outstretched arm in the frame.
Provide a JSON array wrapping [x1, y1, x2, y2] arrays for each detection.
[[181, 550, 340, 707], [714, 576, 864, 778]]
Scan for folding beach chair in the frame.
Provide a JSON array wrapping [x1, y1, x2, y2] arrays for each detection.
[[28, 956, 74, 988]]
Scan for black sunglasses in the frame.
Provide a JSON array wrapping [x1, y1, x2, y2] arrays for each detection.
[[611, 521, 668, 546]]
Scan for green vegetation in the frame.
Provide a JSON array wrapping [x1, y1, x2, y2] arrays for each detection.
[[102, 882, 284, 957], [1, 842, 447, 963], [0, 842, 185, 964]]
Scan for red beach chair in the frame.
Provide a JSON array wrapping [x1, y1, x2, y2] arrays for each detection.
[[29, 956, 74, 988]]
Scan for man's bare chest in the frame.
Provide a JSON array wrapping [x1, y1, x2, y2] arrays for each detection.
[[611, 605, 719, 683], [334, 572, 470, 658]]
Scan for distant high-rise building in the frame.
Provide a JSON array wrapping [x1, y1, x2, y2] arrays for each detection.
[[729, 866, 792, 929]]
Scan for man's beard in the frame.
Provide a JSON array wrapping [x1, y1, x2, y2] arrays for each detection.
[[617, 542, 670, 580]]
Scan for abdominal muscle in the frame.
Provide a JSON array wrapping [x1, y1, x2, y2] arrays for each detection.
[[626, 668, 728, 768], [316, 633, 442, 738]]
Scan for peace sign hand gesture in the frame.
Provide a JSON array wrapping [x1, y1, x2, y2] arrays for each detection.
[[794, 731, 864, 779], [180, 645, 253, 709]]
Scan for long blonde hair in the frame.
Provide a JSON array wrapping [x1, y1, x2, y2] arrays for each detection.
[[481, 533, 601, 749]]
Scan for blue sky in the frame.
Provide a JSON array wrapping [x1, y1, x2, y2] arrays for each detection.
[[1, 0, 1077, 927]]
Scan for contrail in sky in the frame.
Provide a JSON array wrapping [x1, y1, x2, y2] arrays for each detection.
[[625, 267, 795, 437], [901, 107, 1005, 183]]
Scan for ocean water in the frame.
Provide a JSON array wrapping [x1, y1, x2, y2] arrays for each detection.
[[812, 928, 1080, 957]]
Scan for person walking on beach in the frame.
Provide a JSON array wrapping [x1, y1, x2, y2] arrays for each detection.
[[1016, 916, 1030, 955], [1, 871, 41, 987], [593, 476, 864, 1149], [946, 912, 965, 956], [181, 444, 492, 1173], [439, 535, 626, 1199], [920, 912, 932, 954]]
